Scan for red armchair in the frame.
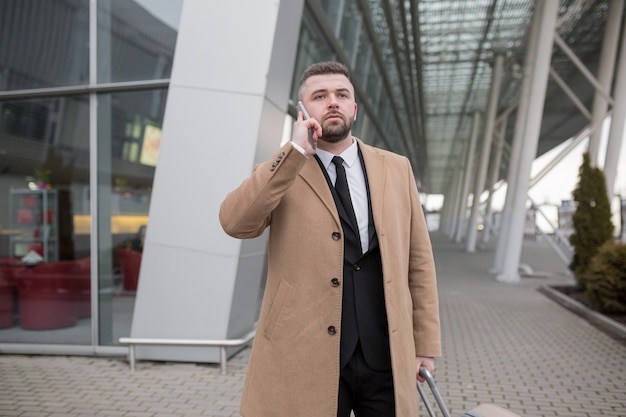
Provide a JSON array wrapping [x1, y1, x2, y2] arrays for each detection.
[[0, 258, 24, 328], [71, 257, 91, 318], [0, 273, 12, 328], [118, 248, 142, 291], [17, 261, 83, 330]]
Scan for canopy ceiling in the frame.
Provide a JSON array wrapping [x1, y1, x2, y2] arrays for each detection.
[[369, 0, 615, 195]]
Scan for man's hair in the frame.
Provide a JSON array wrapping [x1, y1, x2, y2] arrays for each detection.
[[298, 61, 350, 96]]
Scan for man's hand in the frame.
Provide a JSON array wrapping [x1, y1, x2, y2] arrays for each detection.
[[415, 356, 435, 382], [292, 110, 322, 155]]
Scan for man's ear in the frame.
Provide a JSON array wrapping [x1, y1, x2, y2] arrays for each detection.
[[353, 103, 358, 121]]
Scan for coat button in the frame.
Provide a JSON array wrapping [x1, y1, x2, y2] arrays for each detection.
[[332, 232, 341, 240], [353, 264, 361, 271], [331, 278, 340, 287], [327, 326, 336, 335]]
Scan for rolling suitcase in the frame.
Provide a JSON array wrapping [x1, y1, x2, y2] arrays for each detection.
[[417, 367, 522, 417]]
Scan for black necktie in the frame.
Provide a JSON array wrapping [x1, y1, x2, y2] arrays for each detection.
[[332, 156, 360, 236]]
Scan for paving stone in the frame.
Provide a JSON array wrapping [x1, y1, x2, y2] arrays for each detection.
[[0, 234, 624, 416]]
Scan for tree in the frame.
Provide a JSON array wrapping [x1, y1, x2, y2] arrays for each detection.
[[568, 153, 614, 288], [585, 241, 626, 313]]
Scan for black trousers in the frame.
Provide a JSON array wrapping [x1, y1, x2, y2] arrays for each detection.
[[337, 343, 395, 417]]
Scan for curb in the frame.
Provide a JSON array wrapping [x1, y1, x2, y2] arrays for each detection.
[[538, 284, 626, 346]]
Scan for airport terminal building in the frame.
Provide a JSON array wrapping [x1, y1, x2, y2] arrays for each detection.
[[0, 0, 624, 363]]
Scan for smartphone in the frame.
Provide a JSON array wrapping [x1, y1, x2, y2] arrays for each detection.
[[297, 100, 311, 120], [297, 101, 316, 149]]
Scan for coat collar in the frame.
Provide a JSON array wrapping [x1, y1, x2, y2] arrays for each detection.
[[298, 138, 386, 229]]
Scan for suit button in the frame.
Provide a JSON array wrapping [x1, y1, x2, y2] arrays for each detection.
[[327, 326, 336, 335], [353, 264, 361, 271], [332, 232, 341, 240], [331, 278, 340, 287]]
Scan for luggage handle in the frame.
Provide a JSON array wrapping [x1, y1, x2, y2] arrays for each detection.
[[417, 366, 452, 417]]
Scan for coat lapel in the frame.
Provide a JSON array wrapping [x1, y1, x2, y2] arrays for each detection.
[[297, 141, 386, 234], [299, 156, 342, 228], [358, 140, 385, 244]]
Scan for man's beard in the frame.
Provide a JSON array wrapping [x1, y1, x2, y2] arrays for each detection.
[[321, 113, 352, 143]]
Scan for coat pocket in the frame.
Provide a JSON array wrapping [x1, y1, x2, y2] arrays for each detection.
[[263, 280, 290, 340]]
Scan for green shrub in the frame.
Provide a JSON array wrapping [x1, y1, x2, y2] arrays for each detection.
[[584, 241, 626, 313], [569, 153, 614, 288]]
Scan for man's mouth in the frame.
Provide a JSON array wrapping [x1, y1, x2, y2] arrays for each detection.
[[324, 113, 343, 121]]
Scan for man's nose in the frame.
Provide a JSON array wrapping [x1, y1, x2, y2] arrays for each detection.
[[327, 95, 339, 108]]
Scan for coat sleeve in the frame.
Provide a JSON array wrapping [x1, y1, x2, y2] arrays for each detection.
[[219, 142, 308, 239], [406, 159, 442, 358]]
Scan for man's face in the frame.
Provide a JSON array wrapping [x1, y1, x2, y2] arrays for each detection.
[[300, 73, 358, 143]]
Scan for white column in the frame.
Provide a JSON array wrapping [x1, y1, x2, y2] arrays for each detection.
[[448, 166, 464, 236], [438, 180, 453, 234], [130, 0, 305, 362], [441, 159, 463, 236], [496, 0, 558, 283], [466, 54, 504, 252], [454, 111, 481, 243], [587, 0, 623, 166], [482, 113, 508, 245], [604, 17, 626, 202], [492, 4, 543, 274]]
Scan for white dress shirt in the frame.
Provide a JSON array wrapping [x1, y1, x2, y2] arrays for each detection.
[[314, 140, 369, 253]]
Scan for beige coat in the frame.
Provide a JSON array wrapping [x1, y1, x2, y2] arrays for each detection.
[[219, 139, 441, 417]]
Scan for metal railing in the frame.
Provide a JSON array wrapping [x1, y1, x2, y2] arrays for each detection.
[[118, 329, 255, 374]]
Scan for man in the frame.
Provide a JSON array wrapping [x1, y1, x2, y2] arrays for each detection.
[[219, 61, 441, 417]]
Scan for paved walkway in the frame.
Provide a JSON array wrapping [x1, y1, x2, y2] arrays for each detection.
[[1, 233, 625, 417]]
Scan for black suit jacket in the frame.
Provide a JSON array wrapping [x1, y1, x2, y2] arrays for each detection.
[[316, 151, 391, 371]]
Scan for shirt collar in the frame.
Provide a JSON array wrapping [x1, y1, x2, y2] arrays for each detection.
[[316, 137, 359, 170]]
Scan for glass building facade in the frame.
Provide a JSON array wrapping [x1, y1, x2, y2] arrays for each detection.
[[0, 0, 423, 355], [0, 0, 182, 351]]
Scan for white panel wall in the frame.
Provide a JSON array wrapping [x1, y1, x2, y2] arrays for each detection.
[[130, 0, 305, 362]]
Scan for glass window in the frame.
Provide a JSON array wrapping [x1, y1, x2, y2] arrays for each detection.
[[366, 61, 382, 100], [96, 89, 167, 345], [0, 0, 90, 91], [97, 0, 182, 83], [320, 0, 345, 36], [338, 0, 361, 63], [353, 31, 373, 88], [290, 17, 335, 103], [0, 95, 91, 343]]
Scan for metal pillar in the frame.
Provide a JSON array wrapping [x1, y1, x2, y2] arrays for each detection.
[[447, 142, 467, 237], [441, 166, 461, 237], [528, 125, 591, 189], [446, 149, 468, 237], [492, 5, 543, 274], [438, 168, 453, 235], [466, 54, 504, 252], [587, 0, 623, 166], [604, 16, 626, 202], [454, 111, 481, 243], [496, 0, 558, 283], [482, 114, 508, 245]]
